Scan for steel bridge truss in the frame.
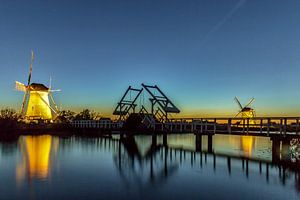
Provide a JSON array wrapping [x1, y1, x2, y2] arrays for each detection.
[[114, 84, 180, 122], [113, 86, 143, 120], [142, 84, 180, 121]]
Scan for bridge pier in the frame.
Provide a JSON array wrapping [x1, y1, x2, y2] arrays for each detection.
[[195, 133, 214, 153], [208, 134, 213, 153], [163, 133, 168, 147], [271, 138, 281, 163], [281, 138, 290, 160], [271, 136, 292, 163], [152, 134, 157, 147], [195, 134, 202, 152]]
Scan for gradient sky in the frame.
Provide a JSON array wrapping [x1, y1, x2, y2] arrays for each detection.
[[0, 0, 300, 117]]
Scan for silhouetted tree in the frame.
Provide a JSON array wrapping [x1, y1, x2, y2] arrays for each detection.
[[57, 110, 76, 123], [0, 108, 19, 131], [0, 108, 18, 119], [74, 109, 96, 120]]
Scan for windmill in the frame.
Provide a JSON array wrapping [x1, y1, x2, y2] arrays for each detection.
[[15, 51, 60, 122], [234, 97, 256, 124]]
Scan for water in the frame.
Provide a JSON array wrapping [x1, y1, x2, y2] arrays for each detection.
[[0, 134, 299, 200]]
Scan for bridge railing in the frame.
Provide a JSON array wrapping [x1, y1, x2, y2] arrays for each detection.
[[71, 120, 123, 129], [154, 117, 300, 135]]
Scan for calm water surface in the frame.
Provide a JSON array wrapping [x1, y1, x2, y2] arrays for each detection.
[[0, 134, 299, 200]]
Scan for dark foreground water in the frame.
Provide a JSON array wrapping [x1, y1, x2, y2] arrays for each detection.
[[0, 134, 299, 200]]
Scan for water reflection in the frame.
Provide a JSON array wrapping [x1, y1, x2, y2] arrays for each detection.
[[0, 134, 299, 200], [16, 135, 59, 182]]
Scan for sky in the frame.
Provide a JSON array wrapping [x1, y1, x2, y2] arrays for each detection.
[[0, 0, 300, 117]]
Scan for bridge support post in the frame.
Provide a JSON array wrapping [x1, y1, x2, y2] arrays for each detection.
[[246, 118, 249, 134], [281, 138, 290, 160], [271, 137, 280, 163], [280, 119, 283, 134], [180, 119, 183, 133], [228, 119, 232, 134], [207, 134, 213, 153], [260, 119, 263, 134], [267, 118, 271, 135], [195, 134, 202, 152], [214, 118, 217, 134], [296, 119, 299, 134], [163, 132, 168, 147], [284, 118, 287, 135], [152, 134, 157, 147], [200, 119, 203, 133]]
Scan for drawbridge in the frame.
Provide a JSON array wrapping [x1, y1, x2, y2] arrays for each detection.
[[113, 84, 180, 129]]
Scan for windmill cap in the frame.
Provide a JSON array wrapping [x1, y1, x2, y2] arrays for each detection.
[[29, 83, 49, 91]]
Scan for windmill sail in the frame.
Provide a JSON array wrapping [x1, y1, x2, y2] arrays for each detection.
[[15, 81, 27, 92]]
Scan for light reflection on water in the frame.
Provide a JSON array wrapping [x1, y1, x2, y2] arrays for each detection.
[[0, 134, 299, 200]]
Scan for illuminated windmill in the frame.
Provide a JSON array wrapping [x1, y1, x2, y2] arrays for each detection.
[[234, 97, 256, 124], [15, 51, 60, 122]]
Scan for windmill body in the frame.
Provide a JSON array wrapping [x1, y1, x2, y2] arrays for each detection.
[[15, 52, 60, 122], [25, 83, 52, 120], [241, 107, 255, 119]]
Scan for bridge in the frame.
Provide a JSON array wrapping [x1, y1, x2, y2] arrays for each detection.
[[71, 84, 300, 146]]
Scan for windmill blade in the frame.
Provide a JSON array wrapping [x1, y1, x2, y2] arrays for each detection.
[[36, 92, 57, 114], [15, 81, 27, 92], [20, 91, 28, 115], [49, 76, 52, 90], [234, 110, 242, 118], [245, 98, 255, 108], [27, 50, 34, 85], [49, 92, 59, 113], [49, 89, 61, 92], [234, 97, 243, 109]]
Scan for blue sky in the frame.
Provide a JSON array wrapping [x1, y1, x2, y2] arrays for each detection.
[[0, 0, 300, 117]]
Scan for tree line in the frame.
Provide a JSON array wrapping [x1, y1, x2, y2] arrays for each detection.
[[0, 108, 105, 123]]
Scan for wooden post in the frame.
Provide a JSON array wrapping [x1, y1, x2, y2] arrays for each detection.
[[246, 118, 249, 134], [296, 119, 299, 134], [200, 119, 203, 133], [228, 119, 232, 134], [280, 119, 283, 134], [214, 118, 217, 134], [180, 119, 183, 133], [208, 134, 213, 153], [284, 118, 287, 135], [260, 119, 263, 134], [267, 118, 271, 135], [195, 134, 202, 152]]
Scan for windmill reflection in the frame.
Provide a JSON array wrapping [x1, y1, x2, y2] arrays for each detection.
[[16, 135, 59, 183], [241, 136, 254, 157]]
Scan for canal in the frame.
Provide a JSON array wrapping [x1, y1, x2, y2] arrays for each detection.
[[0, 134, 299, 200]]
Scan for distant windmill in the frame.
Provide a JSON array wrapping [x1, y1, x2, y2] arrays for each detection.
[[234, 97, 256, 124], [15, 51, 60, 122]]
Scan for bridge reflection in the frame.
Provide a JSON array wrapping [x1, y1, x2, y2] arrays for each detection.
[[98, 134, 300, 191], [10, 134, 300, 192]]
